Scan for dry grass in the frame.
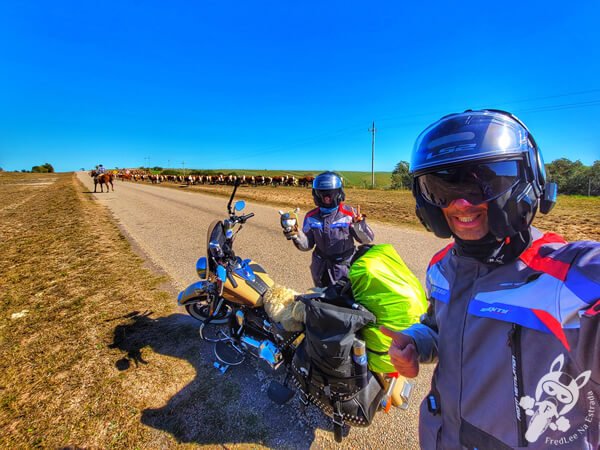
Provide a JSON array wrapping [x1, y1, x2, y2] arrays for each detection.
[[533, 195, 600, 242], [157, 182, 600, 242], [0, 172, 268, 449]]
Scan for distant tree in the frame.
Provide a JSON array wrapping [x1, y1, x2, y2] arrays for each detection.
[[588, 160, 600, 196], [546, 158, 599, 196], [31, 163, 54, 173], [390, 161, 412, 190], [152, 166, 163, 171], [0, 167, 3, 172], [547, 159, 582, 195]]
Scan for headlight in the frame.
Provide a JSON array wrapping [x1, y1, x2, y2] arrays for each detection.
[[196, 257, 208, 279]]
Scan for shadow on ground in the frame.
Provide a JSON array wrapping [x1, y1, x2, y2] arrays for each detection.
[[108, 311, 323, 448]]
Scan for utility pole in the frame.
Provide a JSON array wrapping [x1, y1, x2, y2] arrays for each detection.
[[369, 121, 377, 188]]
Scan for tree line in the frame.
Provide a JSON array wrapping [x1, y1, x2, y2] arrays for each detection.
[[8, 163, 55, 173], [391, 158, 600, 196]]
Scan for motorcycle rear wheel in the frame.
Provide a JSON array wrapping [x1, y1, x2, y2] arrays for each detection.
[[185, 301, 231, 324]]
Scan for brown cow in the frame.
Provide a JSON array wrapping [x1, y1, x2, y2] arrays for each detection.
[[271, 176, 284, 186], [299, 176, 315, 188]]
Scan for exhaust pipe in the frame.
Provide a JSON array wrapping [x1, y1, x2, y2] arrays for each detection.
[[239, 335, 283, 369]]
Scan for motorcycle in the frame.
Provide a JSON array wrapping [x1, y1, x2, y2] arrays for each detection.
[[177, 182, 412, 441], [178, 181, 302, 373]]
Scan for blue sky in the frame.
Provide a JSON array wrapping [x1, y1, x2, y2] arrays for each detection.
[[1, 1, 599, 173]]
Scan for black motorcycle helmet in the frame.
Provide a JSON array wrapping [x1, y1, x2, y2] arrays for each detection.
[[410, 109, 557, 239], [312, 171, 345, 208]]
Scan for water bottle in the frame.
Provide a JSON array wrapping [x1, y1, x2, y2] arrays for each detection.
[[352, 338, 368, 389]]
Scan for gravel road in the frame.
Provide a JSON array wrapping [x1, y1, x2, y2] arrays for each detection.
[[78, 173, 446, 449]]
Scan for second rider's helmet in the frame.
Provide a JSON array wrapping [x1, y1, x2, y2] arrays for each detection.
[[410, 109, 557, 239], [312, 171, 345, 208]]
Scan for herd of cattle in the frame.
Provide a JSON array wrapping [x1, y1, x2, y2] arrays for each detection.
[[116, 170, 316, 188]]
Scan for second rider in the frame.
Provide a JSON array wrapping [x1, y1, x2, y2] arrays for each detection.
[[282, 171, 375, 287]]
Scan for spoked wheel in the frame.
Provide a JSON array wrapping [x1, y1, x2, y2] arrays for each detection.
[[185, 300, 231, 324]]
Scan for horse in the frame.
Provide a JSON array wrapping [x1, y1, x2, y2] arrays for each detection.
[[90, 171, 115, 193]]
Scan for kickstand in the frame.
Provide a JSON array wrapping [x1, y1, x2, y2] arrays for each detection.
[[282, 371, 291, 387]]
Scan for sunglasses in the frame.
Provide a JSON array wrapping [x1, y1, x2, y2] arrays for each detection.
[[418, 160, 521, 208]]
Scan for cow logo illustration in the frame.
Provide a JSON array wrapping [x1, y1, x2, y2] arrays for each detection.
[[519, 354, 591, 443]]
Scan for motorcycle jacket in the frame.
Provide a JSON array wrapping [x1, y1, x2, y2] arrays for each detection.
[[292, 203, 374, 287], [403, 228, 600, 449]]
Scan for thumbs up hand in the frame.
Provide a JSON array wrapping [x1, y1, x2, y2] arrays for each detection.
[[380, 326, 419, 378]]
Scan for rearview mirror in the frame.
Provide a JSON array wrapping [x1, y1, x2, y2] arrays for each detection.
[[234, 200, 246, 212]]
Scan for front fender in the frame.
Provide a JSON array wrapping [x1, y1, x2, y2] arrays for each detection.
[[177, 280, 213, 306]]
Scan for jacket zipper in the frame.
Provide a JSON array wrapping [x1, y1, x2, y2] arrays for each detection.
[[508, 323, 528, 447]]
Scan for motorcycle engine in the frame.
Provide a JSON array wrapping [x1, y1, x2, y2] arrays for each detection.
[[232, 307, 300, 370]]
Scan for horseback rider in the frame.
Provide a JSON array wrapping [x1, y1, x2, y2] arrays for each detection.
[[281, 171, 375, 287]]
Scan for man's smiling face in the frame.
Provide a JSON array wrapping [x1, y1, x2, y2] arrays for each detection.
[[442, 198, 489, 240]]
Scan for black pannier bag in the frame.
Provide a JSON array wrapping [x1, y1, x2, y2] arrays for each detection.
[[290, 283, 385, 438]]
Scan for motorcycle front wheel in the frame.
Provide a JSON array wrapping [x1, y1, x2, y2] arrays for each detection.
[[185, 301, 231, 324]]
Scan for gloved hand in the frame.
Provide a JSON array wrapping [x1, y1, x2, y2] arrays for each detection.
[[279, 208, 300, 240], [283, 228, 298, 240], [353, 205, 366, 223]]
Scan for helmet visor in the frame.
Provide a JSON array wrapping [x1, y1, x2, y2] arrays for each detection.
[[417, 160, 520, 208], [411, 111, 530, 174], [316, 189, 338, 204]]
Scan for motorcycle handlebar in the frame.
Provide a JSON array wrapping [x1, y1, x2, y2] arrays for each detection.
[[238, 212, 254, 223]]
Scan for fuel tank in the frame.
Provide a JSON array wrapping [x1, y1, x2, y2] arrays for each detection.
[[222, 260, 274, 307]]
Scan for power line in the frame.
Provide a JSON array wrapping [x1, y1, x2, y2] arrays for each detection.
[[201, 88, 600, 166], [513, 99, 600, 114], [376, 88, 600, 125], [486, 88, 600, 108], [383, 98, 600, 131]]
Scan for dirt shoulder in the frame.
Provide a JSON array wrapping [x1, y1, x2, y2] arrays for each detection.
[[0, 173, 271, 448]]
